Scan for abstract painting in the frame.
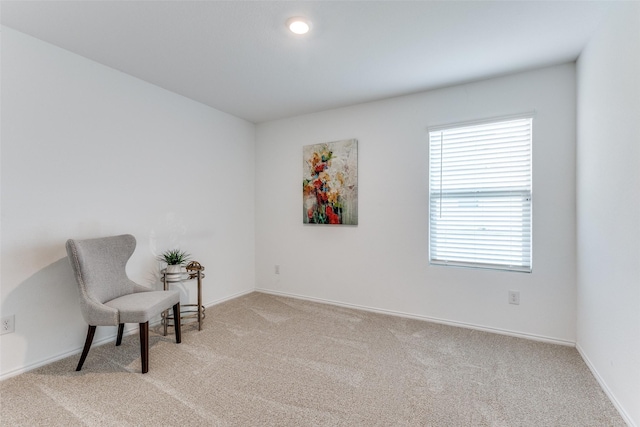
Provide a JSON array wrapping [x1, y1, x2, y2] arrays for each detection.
[[303, 139, 358, 225]]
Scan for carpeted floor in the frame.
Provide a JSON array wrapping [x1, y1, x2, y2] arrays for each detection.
[[0, 292, 625, 426]]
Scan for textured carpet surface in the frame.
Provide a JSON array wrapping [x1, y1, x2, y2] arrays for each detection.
[[0, 292, 625, 426]]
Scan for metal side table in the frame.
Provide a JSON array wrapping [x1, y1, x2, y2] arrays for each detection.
[[162, 261, 205, 335]]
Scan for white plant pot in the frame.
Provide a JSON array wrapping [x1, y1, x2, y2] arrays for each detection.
[[164, 264, 184, 283]]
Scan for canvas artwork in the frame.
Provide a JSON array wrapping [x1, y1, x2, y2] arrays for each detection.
[[303, 139, 358, 225]]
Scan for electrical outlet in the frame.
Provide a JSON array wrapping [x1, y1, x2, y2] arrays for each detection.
[[1, 315, 15, 335], [508, 290, 520, 305], [275, 265, 280, 275]]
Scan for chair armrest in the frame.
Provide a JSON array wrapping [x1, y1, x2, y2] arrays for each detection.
[[79, 293, 119, 326]]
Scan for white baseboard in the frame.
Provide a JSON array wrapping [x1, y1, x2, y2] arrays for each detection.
[[0, 288, 254, 382], [576, 343, 635, 427], [206, 289, 254, 307], [255, 288, 576, 347]]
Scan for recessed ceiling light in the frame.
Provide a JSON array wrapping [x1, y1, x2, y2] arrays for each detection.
[[287, 17, 311, 35]]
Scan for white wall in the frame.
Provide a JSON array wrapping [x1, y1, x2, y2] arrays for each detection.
[[576, 3, 640, 426], [256, 64, 577, 344], [0, 27, 256, 378]]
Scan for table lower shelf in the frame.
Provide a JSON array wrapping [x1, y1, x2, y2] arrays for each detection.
[[162, 304, 205, 334]]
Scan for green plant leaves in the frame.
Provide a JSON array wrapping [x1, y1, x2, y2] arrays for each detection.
[[157, 249, 191, 265]]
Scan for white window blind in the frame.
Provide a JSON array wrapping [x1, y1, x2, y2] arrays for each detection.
[[429, 117, 532, 272]]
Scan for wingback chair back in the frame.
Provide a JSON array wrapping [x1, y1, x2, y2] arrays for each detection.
[[68, 234, 140, 325], [66, 234, 181, 373]]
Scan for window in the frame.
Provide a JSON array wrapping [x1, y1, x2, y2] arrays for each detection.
[[429, 117, 532, 272]]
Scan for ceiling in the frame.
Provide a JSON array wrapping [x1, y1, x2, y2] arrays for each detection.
[[1, 1, 615, 123]]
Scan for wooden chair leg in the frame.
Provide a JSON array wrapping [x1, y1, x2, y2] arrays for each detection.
[[139, 322, 149, 374], [116, 323, 124, 346], [173, 303, 182, 344], [76, 325, 96, 371]]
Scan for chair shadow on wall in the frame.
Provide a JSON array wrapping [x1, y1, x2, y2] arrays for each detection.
[[2, 257, 172, 377]]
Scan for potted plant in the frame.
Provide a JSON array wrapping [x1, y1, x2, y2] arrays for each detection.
[[157, 249, 191, 279]]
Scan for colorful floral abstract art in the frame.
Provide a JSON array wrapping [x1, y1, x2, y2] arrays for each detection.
[[303, 139, 358, 225]]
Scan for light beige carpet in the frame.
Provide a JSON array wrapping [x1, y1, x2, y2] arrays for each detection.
[[0, 292, 625, 426]]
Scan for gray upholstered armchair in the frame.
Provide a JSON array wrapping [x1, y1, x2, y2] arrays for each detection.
[[66, 234, 181, 373]]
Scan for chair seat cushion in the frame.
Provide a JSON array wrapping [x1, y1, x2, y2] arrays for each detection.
[[105, 290, 180, 324]]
